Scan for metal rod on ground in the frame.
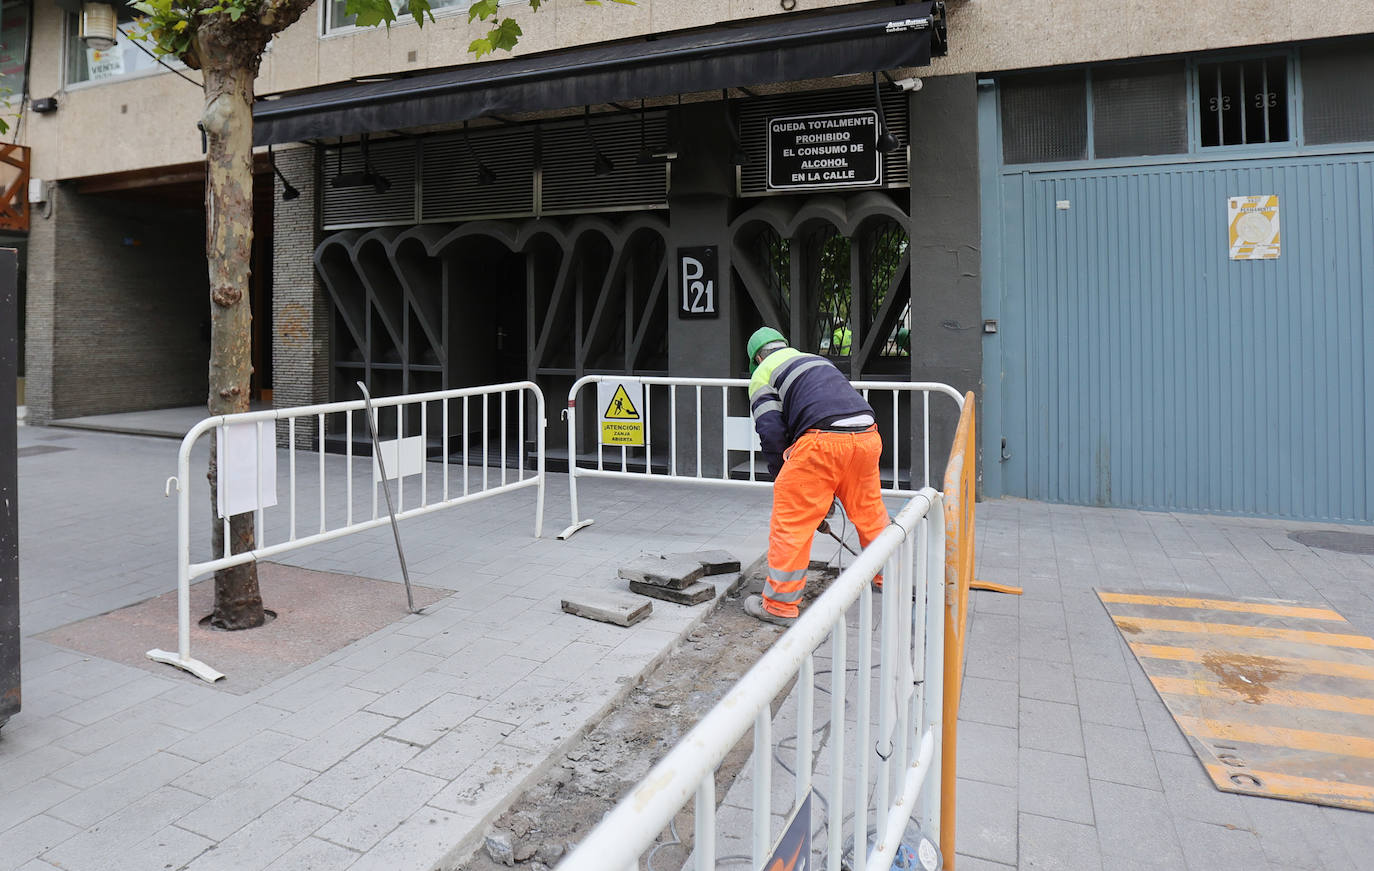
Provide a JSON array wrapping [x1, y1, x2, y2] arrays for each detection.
[[358, 381, 419, 614]]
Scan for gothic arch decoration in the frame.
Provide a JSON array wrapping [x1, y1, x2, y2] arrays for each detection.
[[729, 192, 912, 378], [314, 213, 670, 402]]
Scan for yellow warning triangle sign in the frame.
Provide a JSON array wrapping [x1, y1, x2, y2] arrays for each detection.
[[603, 384, 641, 420]]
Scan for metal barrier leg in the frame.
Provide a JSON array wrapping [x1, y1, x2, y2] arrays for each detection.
[[559, 397, 594, 540], [147, 447, 225, 683]]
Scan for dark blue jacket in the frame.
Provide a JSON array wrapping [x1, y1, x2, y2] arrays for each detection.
[[748, 348, 875, 476]]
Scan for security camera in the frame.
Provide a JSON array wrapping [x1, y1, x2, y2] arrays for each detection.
[[894, 77, 923, 92]]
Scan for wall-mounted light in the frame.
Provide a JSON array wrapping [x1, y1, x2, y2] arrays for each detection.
[[269, 145, 300, 202], [723, 90, 751, 166], [80, 2, 118, 50], [331, 134, 392, 193], [584, 106, 614, 177], [462, 120, 499, 185], [873, 72, 902, 154]]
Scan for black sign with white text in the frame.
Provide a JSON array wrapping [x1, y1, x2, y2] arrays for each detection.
[[767, 109, 882, 191], [678, 246, 718, 319]]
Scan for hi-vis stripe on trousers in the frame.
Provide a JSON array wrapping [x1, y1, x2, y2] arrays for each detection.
[[764, 428, 889, 618]]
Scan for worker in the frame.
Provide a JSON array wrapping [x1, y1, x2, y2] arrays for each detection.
[[831, 324, 852, 355], [743, 327, 890, 626]]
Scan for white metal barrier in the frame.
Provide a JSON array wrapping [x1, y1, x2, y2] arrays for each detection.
[[559, 375, 963, 538], [559, 488, 946, 871], [151, 382, 546, 683]]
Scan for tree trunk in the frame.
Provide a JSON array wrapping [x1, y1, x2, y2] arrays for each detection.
[[202, 57, 264, 630]]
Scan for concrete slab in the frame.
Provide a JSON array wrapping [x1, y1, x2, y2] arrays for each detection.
[[561, 592, 652, 627], [616, 555, 705, 590], [627, 579, 715, 605]]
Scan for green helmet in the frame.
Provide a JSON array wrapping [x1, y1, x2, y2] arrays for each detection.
[[746, 326, 787, 374]]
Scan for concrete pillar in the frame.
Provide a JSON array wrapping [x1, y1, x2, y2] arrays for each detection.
[[908, 74, 982, 484], [666, 102, 738, 475], [271, 145, 330, 448]]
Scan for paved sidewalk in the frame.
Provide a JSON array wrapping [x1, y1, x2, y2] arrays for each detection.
[[6, 425, 1374, 870], [957, 499, 1374, 871], [2, 426, 775, 871]]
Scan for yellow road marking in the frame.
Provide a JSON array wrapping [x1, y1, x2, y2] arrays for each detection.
[[1178, 716, 1374, 759], [1149, 675, 1374, 717], [1127, 643, 1374, 681], [1100, 592, 1346, 622], [1112, 616, 1374, 650], [1202, 764, 1374, 809]]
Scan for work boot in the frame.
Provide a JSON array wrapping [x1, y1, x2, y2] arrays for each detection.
[[745, 594, 797, 628]]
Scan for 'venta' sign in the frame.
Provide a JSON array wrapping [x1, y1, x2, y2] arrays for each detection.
[[768, 109, 881, 191]]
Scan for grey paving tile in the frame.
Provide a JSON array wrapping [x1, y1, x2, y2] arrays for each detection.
[[1019, 659, 1077, 705], [954, 778, 1018, 865], [1019, 698, 1084, 756], [955, 721, 1018, 788], [1075, 677, 1143, 729], [1090, 780, 1185, 867], [343, 804, 477, 871], [950, 857, 1016, 871], [173, 730, 306, 798], [959, 676, 1019, 729], [281, 711, 395, 772], [274, 687, 381, 741], [40, 785, 204, 869], [1247, 798, 1358, 871], [1082, 722, 1161, 791], [176, 760, 316, 842], [1174, 818, 1269, 871], [313, 768, 447, 852], [1151, 751, 1252, 830], [262, 836, 361, 871], [1018, 812, 1102, 871], [166, 704, 291, 764], [110, 825, 214, 871], [182, 797, 335, 871], [1135, 694, 1193, 756], [47, 753, 196, 829], [384, 692, 484, 748], [50, 722, 189, 790], [0, 813, 81, 869], [1018, 748, 1094, 825]]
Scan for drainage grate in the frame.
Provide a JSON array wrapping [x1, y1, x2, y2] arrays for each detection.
[[1289, 530, 1374, 556], [17, 445, 74, 458]]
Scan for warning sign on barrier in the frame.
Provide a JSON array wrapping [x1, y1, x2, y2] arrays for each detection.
[[598, 380, 645, 446]]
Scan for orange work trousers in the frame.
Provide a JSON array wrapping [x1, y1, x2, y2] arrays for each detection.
[[763, 427, 889, 618]]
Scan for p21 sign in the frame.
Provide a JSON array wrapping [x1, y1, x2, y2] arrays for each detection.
[[678, 246, 718, 319]]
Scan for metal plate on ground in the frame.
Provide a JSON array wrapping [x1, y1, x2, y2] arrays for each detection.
[[1289, 530, 1374, 555], [1098, 589, 1374, 811]]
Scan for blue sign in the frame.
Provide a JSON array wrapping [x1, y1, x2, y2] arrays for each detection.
[[763, 791, 811, 871]]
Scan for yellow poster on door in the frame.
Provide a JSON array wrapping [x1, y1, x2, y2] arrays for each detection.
[[1228, 195, 1281, 260], [597, 380, 645, 446]]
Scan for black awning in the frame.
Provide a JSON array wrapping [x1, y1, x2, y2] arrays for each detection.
[[253, 2, 944, 145]]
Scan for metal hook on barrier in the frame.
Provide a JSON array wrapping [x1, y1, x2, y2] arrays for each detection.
[[164, 476, 179, 497], [875, 740, 894, 761]]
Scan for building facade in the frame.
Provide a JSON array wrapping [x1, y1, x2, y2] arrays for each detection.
[[15, 0, 1374, 521]]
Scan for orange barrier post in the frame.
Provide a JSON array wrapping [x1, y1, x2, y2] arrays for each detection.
[[940, 393, 977, 869]]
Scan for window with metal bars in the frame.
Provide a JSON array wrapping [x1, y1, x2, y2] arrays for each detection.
[[1197, 57, 1289, 147]]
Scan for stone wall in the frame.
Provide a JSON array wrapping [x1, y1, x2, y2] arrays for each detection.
[[24, 186, 209, 423], [271, 145, 330, 447]]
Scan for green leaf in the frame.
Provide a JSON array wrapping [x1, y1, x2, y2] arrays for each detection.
[[489, 17, 522, 52], [469, 0, 499, 22], [408, 0, 432, 27], [468, 37, 493, 58], [347, 0, 399, 28]]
